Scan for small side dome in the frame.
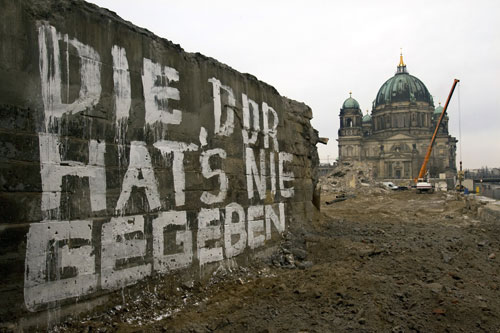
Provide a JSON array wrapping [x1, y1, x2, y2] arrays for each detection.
[[342, 92, 360, 109], [434, 103, 444, 115], [362, 112, 372, 123]]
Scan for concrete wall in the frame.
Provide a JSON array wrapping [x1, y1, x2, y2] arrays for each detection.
[[0, 0, 319, 325], [478, 183, 500, 200]]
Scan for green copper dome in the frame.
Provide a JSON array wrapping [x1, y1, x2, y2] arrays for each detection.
[[374, 64, 433, 108], [362, 113, 372, 123], [342, 96, 360, 109], [434, 104, 444, 115]]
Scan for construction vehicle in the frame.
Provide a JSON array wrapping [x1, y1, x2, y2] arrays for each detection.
[[456, 168, 465, 191], [416, 177, 433, 193], [382, 182, 399, 190], [415, 79, 460, 193]]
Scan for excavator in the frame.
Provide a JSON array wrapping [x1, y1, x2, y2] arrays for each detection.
[[415, 79, 460, 193]]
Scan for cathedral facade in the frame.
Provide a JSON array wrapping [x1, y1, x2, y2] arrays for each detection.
[[337, 55, 457, 180]]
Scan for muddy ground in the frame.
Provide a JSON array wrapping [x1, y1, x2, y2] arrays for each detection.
[[52, 191, 500, 332]]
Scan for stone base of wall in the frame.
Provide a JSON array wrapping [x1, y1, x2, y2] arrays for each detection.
[[478, 203, 500, 223]]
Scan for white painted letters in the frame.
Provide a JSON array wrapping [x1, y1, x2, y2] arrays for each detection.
[[39, 133, 106, 214], [116, 141, 161, 212], [153, 211, 193, 272], [262, 102, 279, 151], [265, 203, 286, 239], [245, 148, 266, 200], [279, 152, 295, 198], [101, 215, 151, 289], [200, 148, 228, 204], [38, 24, 101, 130], [154, 140, 199, 207], [224, 203, 247, 258], [242, 94, 260, 145], [197, 208, 223, 266], [24, 220, 97, 310], [31, 25, 298, 310], [142, 58, 182, 126], [247, 205, 265, 249], [112, 45, 131, 124], [208, 78, 235, 136]]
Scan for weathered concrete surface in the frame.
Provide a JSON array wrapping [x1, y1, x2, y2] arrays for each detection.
[[0, 0, 319, 327], [478, 202, 500, 223]]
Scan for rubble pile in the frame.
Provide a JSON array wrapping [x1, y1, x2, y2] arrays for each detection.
[[48, 190, 500, 332], [270, 231, 313, 270], [319, 161, 386, 194]]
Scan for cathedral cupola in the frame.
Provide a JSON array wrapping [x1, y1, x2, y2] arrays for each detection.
[[362, 110, 372, 123], [339, 92, 362, 137], [433, 102, 444, 119], [374, 51, 433, 108], [342, 92, 361, 110]]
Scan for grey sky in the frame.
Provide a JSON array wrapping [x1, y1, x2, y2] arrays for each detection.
[[88, 0, 500, 169]]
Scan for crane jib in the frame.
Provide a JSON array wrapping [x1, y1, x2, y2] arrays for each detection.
[[415, 79, 460, 183]]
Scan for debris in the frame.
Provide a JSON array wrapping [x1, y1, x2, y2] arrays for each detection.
[[426, 282, 443, 293], [296, 261, 314, 270], [317, 137, 329, 145], [432, 308, 446, 315], [291, 248, 308, 261], [477, 240, 488, 247], [50, 188, 500, 333], [441, 251, 453, 263], [391, 325, 405, 333], [448, 272, 462, 280], [182, 280, 194, 290], [319, 161, 383, 195], [326, 195, 348, 205]]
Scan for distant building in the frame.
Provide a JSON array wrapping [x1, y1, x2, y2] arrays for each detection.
[[337, 53, 457, 180]]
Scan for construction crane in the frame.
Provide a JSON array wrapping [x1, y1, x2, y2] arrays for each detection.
[[415, 79, 460, 192]]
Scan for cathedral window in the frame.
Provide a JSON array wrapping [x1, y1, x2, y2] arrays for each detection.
[[347, 146, 354, 156], [404, 161, 410, 177]]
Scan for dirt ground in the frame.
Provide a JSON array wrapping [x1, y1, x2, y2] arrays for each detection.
[[53, 190, 500, 333]]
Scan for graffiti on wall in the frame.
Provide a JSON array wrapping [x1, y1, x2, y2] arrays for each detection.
[[24, 24, 295, 311]]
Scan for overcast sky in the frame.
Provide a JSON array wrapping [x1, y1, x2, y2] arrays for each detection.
[[88, 0, 500, 169]]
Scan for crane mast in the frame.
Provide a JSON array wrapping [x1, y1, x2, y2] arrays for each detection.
[[415, 79, 460, 184]]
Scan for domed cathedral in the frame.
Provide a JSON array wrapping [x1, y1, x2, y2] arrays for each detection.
[[337, 53, 457, 180]]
